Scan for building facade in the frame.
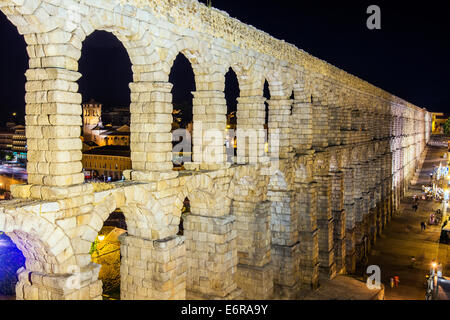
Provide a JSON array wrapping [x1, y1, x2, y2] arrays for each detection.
[[0, 129, 13, 151], [432, 113, 449, 134], [82, 145, 131, 181]]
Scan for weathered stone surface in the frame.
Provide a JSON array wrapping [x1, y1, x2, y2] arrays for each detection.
[[0, 0, 431, 300]]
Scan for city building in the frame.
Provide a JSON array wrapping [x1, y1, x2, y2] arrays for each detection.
[[11, 125, 26, 159], [94, 124, 130, 147], [82, 101, 131, 147], [82, 145, 131, 181], [432, 112, 449, 134], [0, 128, 13, 151], [82, 99, 102, 143]]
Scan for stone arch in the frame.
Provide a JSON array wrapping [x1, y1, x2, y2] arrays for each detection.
[[279, 67, 298, 98], [228, 52, 255, 84], [341, 149, 350, 169], [228, 54, 263, 98], [367, 144, 375, 161], [313, 155, 329, 176], [0, 0, 60, 36], [177, 174, 231, 217], [0, 210, 76, 275], [351, 146, 361, 165], [79, 8, 152, 65], [292, 70, 308, 99], [294, 162, 310, 183], [108, 187, 171, 238], [268, 169, 288, 191], [228, 165, 268, 201], [163, 37, 211, 82], [329, 152, 340, 172], [261, 68, 284, 97], [230, 174, 264, 202], [76, 14, 153, 100]]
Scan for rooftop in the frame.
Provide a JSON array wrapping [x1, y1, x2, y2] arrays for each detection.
[[84, 145, 130, 157]]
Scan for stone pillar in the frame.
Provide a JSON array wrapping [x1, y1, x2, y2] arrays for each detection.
[[296, 181, 319, 290], [16, 264, 102, 300], [331, 171, 346, 274], [315, 174, 336, 281], [360, 161, 372, 258], [184, 207, 240, 299], [128, 82, 176, 181], [312, 99, 329, 151], [384, 181, 392, 223], [236, 96, 266, 164], [290, 97, 313, 153], [25, 66, 85, 199], [343, 167, 356, 273], [120, 235, 186, 300], [19, 27, 89, 196], [340, 102, 353, 145], [352, 162, 366, 263], [374, 156, 384, 237], [269, 188, 300, 298], [234, 200, 273, 299], [379, 184, 387, 234], [328, 106, 341, 146], [191, 90, 227, 170], [267, 96, 293, 159]]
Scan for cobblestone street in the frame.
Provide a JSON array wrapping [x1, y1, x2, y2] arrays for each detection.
[[361, 145, 449, 300]]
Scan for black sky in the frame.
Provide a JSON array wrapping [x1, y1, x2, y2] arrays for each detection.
[[78, 30, 133, 110], [0, 0, 449, 119]]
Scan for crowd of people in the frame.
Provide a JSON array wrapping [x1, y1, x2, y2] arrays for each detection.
[[412, 194, 445, 232]]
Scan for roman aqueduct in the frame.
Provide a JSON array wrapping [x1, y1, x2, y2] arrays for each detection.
[[0, 0, 431, 299]]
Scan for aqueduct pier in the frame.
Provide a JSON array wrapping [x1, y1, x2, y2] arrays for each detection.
[[0, 0, 431, 299]]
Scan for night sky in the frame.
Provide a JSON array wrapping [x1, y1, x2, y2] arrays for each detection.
[[0, 0, 449, 125]]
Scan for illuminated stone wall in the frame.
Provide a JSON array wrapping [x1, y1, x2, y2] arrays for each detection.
[[0, 0, 431, 300]]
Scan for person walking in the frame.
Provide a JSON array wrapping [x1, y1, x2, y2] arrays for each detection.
[[421, 221, 427, 231], [394, 276, 400, 287]]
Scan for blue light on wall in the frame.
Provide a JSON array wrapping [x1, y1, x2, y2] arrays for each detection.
[[0, 232, 25, 296]]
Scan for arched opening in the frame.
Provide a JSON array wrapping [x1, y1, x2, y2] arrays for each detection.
[[263, 80, 271, 154], [289, 91, 295, 115], [0, 11, 29, 198], [170, 53, 196, 170], [78, 30, 132, 183], [90, 209, 127, 300], [178, 197, 191, 235], [225, 68, 240, 163], [0, 232, 25, 300]]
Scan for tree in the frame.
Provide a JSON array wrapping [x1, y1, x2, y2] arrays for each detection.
[[443, 118, 450, 136]]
